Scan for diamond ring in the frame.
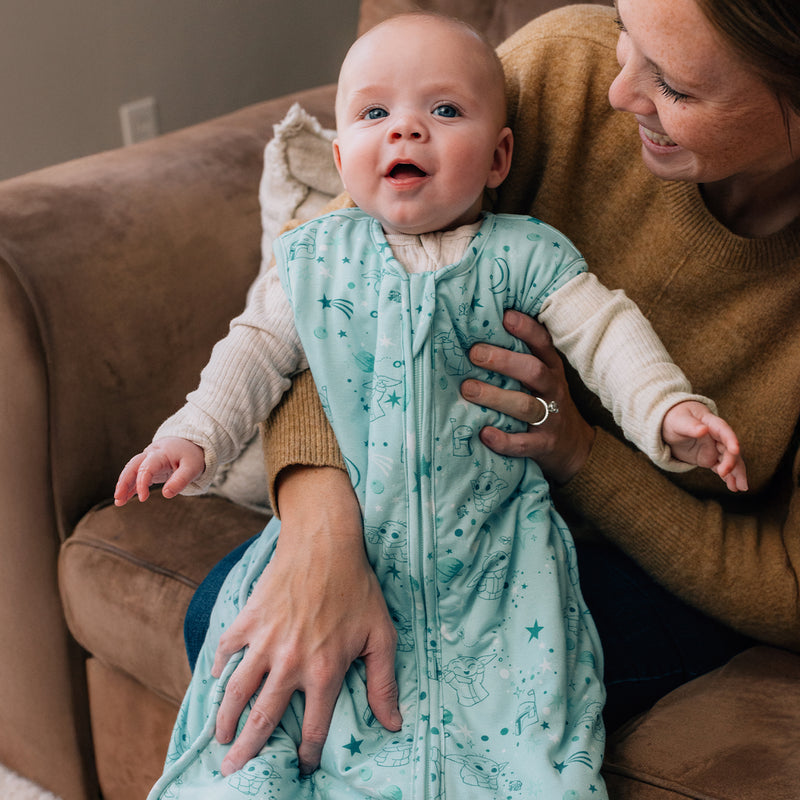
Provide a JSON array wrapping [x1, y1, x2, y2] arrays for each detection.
[[530, 396, 559, 426]]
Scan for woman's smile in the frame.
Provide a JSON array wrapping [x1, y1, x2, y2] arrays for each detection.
[[639, 123, 677, 149]]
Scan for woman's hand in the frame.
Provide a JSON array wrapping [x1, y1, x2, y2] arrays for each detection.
[[460, 309, 595, 484], [212, 466, 401, 776]]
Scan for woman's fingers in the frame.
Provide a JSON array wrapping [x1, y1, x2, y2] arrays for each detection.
[[296, 680, 348, 774], [463, 310, 595, 483], [461, 378, 550, 425], [219, 659, 295, 775], [215, 648, 271, 747], [362, 630, 402, 734], [501, 309, 563, 367]]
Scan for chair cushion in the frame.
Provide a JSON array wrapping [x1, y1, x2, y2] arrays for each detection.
[[602, 646, 800, 799], [59, 494, 268, 703]]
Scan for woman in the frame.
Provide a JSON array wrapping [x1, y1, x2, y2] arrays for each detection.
[[195, 0, 800, 778]]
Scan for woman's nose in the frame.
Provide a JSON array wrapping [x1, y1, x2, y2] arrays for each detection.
[[608, 36, 656, 116]]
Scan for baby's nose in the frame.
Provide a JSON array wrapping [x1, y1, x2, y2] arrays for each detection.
[[391, 129, 422, 140], [389, 114, 426, 140]]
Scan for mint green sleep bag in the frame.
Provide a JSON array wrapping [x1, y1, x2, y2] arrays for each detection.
[[148, 210, 607, 799]]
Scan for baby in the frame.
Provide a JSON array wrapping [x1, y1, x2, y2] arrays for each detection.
[[130, 13, 746, 800]]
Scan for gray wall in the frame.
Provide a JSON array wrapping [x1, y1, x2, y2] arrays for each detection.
[[0, 1, 360, 181]]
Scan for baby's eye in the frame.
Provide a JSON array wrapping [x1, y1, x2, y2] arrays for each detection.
[[433, 104, 460, 118], [364, 107, 388, 120]]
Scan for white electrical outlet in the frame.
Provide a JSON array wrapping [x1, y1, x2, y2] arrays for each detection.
[[119, 97, 160, 145]]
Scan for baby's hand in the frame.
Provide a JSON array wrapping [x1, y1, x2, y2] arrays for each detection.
[[662, 401, 748, 492], [114, 437, 205, 506]]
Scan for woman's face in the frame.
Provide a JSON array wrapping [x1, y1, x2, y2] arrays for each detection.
[[609, 0, 798, 189]]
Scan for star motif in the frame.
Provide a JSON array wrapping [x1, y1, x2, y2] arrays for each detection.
[[387, 563, 401, 581], [552, 241, 561, 248], [342, 734, 364, 756], [420, 456, 432, 478], [317, 255, 326, 263], [470, 297, 483, 311], [342, 256, 351, 263], [338, 330, 347, 338], [590, 785, 599, 793], [455, 723, 474, 742], [526, 620, 544, 641], [388, 391, 401, 407], [319, 294, 332, 309], [553, 761, 566, 774]]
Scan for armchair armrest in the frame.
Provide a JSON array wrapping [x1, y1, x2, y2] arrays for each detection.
[[0, 83, 335, 800]]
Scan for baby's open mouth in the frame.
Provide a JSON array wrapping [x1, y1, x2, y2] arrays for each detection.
[[388, 163, 428, 179]]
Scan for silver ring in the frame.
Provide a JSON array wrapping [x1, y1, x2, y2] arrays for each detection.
[[530, 396, 559, 426]]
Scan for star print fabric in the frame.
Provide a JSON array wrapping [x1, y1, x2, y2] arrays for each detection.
[[148, 210, 606, 799]]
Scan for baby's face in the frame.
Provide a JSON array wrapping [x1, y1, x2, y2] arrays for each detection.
[[333, 16, 512, 236]]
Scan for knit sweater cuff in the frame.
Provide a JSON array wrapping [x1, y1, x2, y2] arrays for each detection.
[[261, 369, 346, 516]]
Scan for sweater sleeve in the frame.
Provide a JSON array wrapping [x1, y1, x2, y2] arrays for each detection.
[[260, 369, 347, 516], [555, 429, 800, 651], [539, 272, 715, 471], [155, 265, 307, 493]]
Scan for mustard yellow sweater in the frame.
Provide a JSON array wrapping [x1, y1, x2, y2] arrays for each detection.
[[264, 5, 800, 650]]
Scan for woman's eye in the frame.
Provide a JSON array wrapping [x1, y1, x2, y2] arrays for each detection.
[[654, 73, 689, 103], [365, 107, 388, 120], [433, 104, 460, 118]]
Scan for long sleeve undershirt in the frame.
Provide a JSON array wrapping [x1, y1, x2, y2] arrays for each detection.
[[156, 219, 708, 493]]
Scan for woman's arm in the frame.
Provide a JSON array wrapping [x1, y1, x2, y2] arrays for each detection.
[[463, 310, 800, 652]]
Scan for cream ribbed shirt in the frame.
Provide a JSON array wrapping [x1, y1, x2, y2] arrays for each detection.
[[157, 219, 707, 492]]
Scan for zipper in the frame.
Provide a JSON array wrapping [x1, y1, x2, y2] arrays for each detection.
[[405, 273, 445, 798]]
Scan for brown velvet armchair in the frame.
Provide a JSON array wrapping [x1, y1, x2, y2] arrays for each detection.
[[1, 1, 798, 799]]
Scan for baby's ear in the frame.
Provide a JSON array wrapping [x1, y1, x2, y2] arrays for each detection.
[[486, 127, 513, 189], [332, 140, 345, 181]]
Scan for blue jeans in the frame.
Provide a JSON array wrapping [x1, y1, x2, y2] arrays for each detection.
[[574, 541, 754, 730], [184, 530, 753, 730], [183, 532, 262, 671]]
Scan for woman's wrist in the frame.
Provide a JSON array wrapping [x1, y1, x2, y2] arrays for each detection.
[[547, 419, 596, 485], [275, 464, 363, 547]]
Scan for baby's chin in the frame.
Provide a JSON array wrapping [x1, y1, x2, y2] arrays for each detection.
[[376, 212, 484, 237]]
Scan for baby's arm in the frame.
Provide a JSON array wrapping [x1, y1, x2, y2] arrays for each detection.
[[662, 401, 748, 492], [114, 437, 205, 505], [114, 265, 306, 507], [539, 272, 744, 489]]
